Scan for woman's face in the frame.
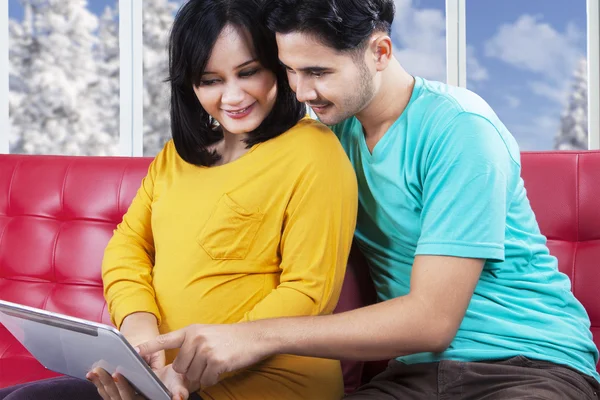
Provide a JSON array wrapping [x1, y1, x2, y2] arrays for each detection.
[[194, 24, 278, 135]]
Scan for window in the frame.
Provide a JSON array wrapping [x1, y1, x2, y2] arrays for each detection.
[[392, 0, 448, 82], [466, 0, 588, 150], [2, 0, 599, 155], [142, 0, 182, 157], [8, 0, 120, 156]]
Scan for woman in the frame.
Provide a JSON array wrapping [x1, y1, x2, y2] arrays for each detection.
[[0, 0, 357, 399]]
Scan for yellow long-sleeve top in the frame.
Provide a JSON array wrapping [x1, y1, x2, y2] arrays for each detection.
[[101, 118, 358, 400]]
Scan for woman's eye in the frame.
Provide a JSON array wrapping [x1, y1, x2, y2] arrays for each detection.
[[239, 69, 259, 78], [311, 71, 325, 78], [199, 79, 219, 86]]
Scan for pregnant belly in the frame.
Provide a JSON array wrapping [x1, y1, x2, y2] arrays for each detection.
[[154, 272, 277, 333]]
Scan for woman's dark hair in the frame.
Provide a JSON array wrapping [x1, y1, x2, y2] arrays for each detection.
[[263, 0, 394, 53], [169, 0, 306, 166]]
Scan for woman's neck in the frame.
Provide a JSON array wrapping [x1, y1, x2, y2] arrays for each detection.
[[212, 130, 250, 166]]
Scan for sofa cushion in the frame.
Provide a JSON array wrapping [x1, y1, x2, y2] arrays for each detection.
[[334, 244, 379, 392], [1, 151, 599, 392], [0, 155, 150, 388], [521, 151, 600, 359]]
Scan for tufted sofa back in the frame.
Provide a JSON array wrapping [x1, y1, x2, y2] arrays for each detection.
[[1, 151, 599, 390], [0, 155, 151, 326]]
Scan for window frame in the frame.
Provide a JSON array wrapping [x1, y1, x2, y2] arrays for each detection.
[[1, 0, 599, 154], [119, 0, 144, 157], [1, 1, 8, 154]]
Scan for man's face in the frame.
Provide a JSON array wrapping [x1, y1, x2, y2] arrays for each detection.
[[276, 32, 376, 126]]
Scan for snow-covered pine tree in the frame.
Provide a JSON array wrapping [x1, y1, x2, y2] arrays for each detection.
[[142, 0, 180, 156], [554, 58, 588, 150], [92, 4, 120, 145], [9, 0, 117, 155]]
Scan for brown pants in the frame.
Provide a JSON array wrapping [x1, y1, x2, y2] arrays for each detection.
[[345, 356, 599, 399]]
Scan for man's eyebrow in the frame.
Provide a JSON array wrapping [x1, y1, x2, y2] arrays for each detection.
[[280, 61, 329, 73], [203, 59, 257, 75]]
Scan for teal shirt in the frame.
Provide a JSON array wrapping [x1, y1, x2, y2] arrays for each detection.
[[331, 77, 599, 381]]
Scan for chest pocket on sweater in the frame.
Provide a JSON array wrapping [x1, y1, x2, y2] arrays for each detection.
[[198, 194, 264, 260]]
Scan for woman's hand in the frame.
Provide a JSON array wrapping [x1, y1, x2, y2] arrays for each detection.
[[120, 312, 165, 371], [86, 364, 197, 400], [85, 312, 179, 399], [86, 368, 145, 400]]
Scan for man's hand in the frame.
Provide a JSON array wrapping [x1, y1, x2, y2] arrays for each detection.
[[87, 363, 197, 400], [136, 323, 273, 388]]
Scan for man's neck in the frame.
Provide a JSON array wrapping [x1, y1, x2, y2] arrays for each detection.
[[355, 59, 415, 149]]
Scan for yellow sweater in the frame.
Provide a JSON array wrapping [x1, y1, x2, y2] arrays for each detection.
[[102, 118, 358, 399]]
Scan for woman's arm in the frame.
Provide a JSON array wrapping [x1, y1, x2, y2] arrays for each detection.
[[102, 148, 167, 330]]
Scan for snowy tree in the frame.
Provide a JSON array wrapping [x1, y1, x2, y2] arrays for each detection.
[[554, 58, 588, 150], [9, 0, 118, 156], [142, 0, 181, 156], [91, 5, 120, 144]]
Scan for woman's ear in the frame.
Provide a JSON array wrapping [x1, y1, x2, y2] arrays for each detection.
[[370, 35, 393, 71]]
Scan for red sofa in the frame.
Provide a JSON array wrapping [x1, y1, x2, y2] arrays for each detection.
[[1, 151, 599, 393]]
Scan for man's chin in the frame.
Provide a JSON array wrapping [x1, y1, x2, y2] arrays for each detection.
[[318, 116, 347, 126], [313, 110, 345, 126]]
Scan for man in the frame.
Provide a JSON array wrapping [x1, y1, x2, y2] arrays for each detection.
[[139, 1, 600, 398]]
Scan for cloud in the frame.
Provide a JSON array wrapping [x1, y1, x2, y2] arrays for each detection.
[[485, 15, 582, 79], [482, 14, 587, 150], [529, 81, 569, 104], [510, 114, 560, 150], [505, 94, 521, 109], [484, 14, 583, 104], [391, 0, 487, 83], [467, 46, 488, 82]]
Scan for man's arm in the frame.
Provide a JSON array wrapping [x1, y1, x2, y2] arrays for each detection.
[[260, 254, 483, 360], [137, 254, 483, 387]]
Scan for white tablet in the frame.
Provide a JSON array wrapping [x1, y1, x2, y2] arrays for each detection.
[[0, 299, 171, 400]]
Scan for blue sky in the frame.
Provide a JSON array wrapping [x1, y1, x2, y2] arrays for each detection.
[[9, 0, 588, 150]]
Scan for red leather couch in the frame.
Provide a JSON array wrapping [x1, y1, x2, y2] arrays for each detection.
[[1, 151, 599, 393]]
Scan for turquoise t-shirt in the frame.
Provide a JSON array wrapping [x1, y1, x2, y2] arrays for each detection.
[[331, 76, 599, 381]]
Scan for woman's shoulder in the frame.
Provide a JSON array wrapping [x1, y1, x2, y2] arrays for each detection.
[[279, 117, 343, 152], [265, 117, 353, 176], [146, 139, 187, 176], [151, 140, 180, 165]]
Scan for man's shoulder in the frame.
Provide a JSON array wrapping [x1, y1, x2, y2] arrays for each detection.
[[411, 79, 521, 169], [415, 78, 502, 129]]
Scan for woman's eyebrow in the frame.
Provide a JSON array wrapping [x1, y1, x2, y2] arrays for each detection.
[[203, 59, 258, 75]]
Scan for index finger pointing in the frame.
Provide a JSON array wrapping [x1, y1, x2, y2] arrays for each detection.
[[136, 330, 186, 356]]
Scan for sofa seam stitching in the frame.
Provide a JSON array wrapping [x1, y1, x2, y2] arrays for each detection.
[[1, 161, 20, 278], [40, 282, 54, 310], [60, 161, 73, 220], [7, 160, 20, 216], [0, 220, 10, 278], [99, 301, 108, 325], [49, 221, 65, 289], [576, 154, 580, 243], [573, 154, 580, 290], [116, 164, 127, 218]]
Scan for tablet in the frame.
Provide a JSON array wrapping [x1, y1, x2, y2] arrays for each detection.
[[0, 299, 171, 400]]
